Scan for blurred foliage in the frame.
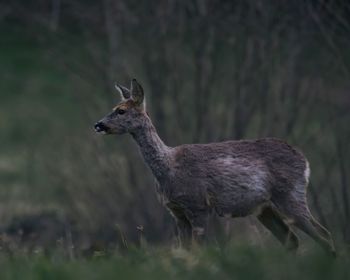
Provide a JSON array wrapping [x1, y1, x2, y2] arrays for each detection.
[[0, 0, 349, 254], [0, 246, 349, 280]]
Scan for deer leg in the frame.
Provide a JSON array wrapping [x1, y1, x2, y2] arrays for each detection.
[[175, 217, 192, 248], [273, 194, 336, 257], [186, 212, 209, 246], [293, 215, 336, 257], [168, 205, 193, 248], [257, 206, 299, 252]]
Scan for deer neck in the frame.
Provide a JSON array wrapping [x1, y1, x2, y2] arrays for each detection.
[[131, 116, 171, 179]]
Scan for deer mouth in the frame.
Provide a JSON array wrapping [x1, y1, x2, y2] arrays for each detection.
[[94, 122, 111, 134]]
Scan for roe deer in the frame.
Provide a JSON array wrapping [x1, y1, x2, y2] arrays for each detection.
[[94, 79, 336, 256]]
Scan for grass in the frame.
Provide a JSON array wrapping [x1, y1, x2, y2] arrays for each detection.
[[0, 245, 349, 280]]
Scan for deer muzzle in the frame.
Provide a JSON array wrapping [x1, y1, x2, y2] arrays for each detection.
[[94, 122, 110, 134]]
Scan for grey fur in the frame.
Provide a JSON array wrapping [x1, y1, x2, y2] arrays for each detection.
[[94, 79, 336, 256], [115, 83, 130, 99]]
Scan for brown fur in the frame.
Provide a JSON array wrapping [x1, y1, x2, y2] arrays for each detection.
[[113, 99, 139, 111]]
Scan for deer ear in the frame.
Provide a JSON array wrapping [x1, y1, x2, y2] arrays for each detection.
[[115, 83, 131, 99], [130, 79, 144, 106]]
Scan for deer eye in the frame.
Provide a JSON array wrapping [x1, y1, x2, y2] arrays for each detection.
[[117, 108, 126, 115]]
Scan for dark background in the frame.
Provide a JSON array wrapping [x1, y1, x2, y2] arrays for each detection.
[[0, 0, 349, 253]]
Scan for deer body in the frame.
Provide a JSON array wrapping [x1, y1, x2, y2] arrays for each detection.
[[94, 79, 336, 256], [168, 139, 303, 216]]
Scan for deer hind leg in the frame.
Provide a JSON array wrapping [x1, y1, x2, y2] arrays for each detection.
[[257, 206, 299, 252], [273, 193, 336, 257], [295, 214, 336, 257]]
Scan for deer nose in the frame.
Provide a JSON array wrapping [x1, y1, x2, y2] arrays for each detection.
[[94, 122, 109, 133]]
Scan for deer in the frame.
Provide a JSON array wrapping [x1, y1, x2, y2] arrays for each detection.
[[94, 79, 336, 256]]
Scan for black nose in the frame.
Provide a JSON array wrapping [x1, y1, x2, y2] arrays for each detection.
[[94, 122, 109, 133]]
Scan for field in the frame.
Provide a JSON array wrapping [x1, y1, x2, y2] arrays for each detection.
[[1, 2, 350, 279], [0, 246, 349, 280]]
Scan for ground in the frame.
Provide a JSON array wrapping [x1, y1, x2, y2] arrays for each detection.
[[0, 245, 349, 280]]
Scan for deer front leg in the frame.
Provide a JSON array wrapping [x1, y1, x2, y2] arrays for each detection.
[[168, 204, 192, 248], [175, 217, 192, 248], [187, 212, 209, 246]]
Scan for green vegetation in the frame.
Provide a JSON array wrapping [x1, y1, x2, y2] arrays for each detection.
[[0, 246, 349, 280]]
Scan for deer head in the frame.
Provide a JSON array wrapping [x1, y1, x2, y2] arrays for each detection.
[[94, 79, 146, 135]]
